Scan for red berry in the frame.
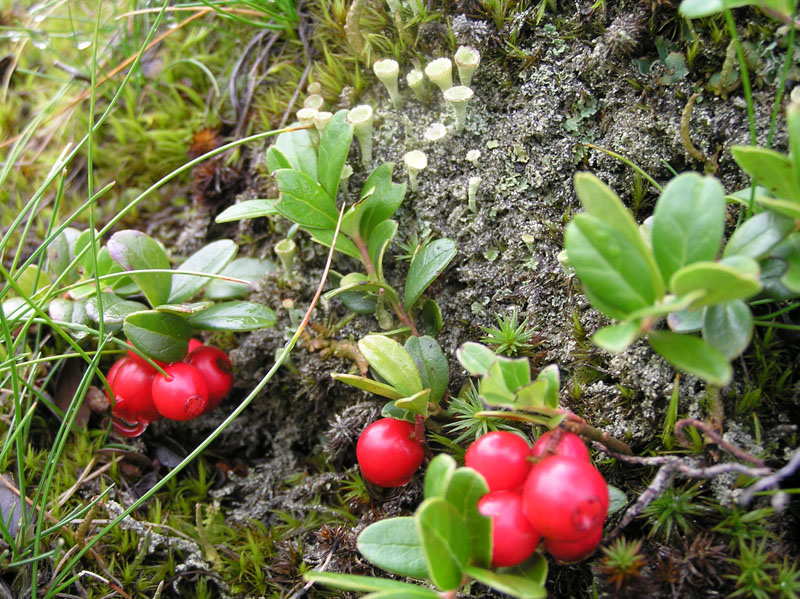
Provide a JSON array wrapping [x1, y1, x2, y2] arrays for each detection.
[[465, 431, 532, 492], [151, 363, 209, 421], [478, 491, 542, 567], [522, 456, 609, 543], [530, 431, 590, 462], [187, 338, 203, 353], [187, 346, 233, 412], [543, 525, 603, 563], [356, 418, 424, 487], [107, 357, 161, 423]]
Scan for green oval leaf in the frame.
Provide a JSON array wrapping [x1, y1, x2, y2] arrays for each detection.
[[368, 219, 398, 282], [204, 257, 276, 301], [215, 199, 278, 223], [651, 173, 726, 282], [404, 335, 449, 403], [565, 213, 662, 319], [702, 300, 753, 361], [592, 321, 641, 353], [420, 299, 443, 336], [424, 454, 457, 500], [330, 373, 404, 400], [123, 310, 192, 363], [731, 146, 800, 202], [274, 169, 337, 229], [607, 484, 627, 515], [357, 517, 429, 580], [169, 239, 238, 303], [415, 498, 468, 591], [394, 389, 431, 417], [404, 239, 457, 309], [647, 330, 732, 386], [107, 230, 171, 308], [86, 293, 148, 325], [456, 342, 498, 377], [723, 211, 796, 260], [318, 109, 354, 201], [444, 468, 491, 568], [273, 126, 317, 180], [155, 301, 215, 315], [358, 335, 424, 398], [462, 566, 547, 599], [187, 301, 276, 331], [670, 260, 762, 308]]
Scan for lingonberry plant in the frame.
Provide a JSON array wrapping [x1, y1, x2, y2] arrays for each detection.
[[215, 110, 456, 334], [563, 100, 800, 387]]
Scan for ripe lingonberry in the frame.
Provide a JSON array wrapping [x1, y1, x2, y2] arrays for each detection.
[[106, 357, 161, 423], [522, 455, 609, 543], [478, 491, 542, 567], [151, 362, 209, 421], [187, 345, 233, 412], [543, 525, 603, 563], [530, 430, 590, 462], [465, 431, 531, 492], [187, 338, 203, 354], [356, 418, 424, 487]]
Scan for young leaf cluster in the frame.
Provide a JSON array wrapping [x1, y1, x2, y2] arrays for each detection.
[[4, 228, 276, 362], [565, 100, 800, 390], [332, 333, 449, 419], [305, 454, 548, 599], [217, 110, 457, 332]]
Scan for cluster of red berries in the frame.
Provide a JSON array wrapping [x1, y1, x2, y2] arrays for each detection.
[[467, 430, 608, 567], [105, 339, 233, 437]]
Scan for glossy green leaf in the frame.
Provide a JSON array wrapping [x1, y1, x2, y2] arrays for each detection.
[[496, 356, 531, 391], [368, 220, 398, 282], [305, 571, 432, 594], [505, 553, 548, 587], [756, 258, 795, 300], [565, 214, 662, 319], [444, 468, 491, 568], [357, 517, 429, 580], [420, 299, 443, 336], [381, 401, 416, 423], [404, 239, 457, 309], [516, 364, 560, 409], [86, 293, 147, 325], [755, 197, 800, 219], [215, 199, 278, 223], [107, 230, 171, 308], [187, 301, 276, 331], [155, 301, 214, 315], [16, 264, 49, 298], [574, 173, 664, 296], [535, 364, 560, 409], [274, 169, 337, 229], [723, 211, 796, 259], [647, 330, 732, 386], [771, 233, 800, 294], [330, 373, 404, 400], [667, 307, 705, 333], [273, 126, 317, 180], [670, 260, 762, 308], [340, 163, 407, 242], [789, 101, 800, 187], [318, 109, 353, 201], [123, 310, 192, 362], [404, 336, 449, 403], [204, 257, 277, 300], [169, 240, 237, 303], [651, 173, 726, 282], [424, 454, 457, 500], [731, 146, 800, 202], [265, 146, 292, 172], [359, 335, 424, 398], [702, 300, 753, 360], [592, 321, 641, 353], [395, 388, 431, 417], [625, 292, 705, 321], [478, 361, 517, 406], [462, 566, 546, 599], [415, 498, 469, 591], [307, 227, 362, 261], [607, 484, 627, 515], [456, 342, 498, 377]]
